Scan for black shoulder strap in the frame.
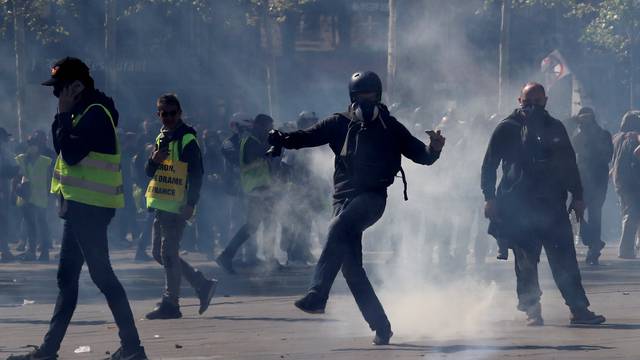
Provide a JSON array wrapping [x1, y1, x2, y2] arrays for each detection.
[[399, 165, 408, 201]]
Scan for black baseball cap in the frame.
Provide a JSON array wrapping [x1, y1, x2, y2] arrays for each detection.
[[41, 57, 91, 86]]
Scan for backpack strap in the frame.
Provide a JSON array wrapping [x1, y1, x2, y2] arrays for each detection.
[[399, 165, 408, 201]]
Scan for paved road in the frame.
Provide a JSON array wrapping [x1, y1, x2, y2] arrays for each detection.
[[1, 245, 639, 359]]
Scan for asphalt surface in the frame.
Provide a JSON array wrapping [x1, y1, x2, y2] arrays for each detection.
[[1, 243, 639, 359]]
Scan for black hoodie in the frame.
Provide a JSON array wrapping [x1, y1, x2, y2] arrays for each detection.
[[145, 121, 203, 207], [52, 89, 120, 165], [280, 104, 440, 202], [51, 88, 120, 216]]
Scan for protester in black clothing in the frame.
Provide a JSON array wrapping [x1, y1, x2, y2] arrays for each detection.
[[611, 110, 640, 259], [570, 107, 613, 265], [481, 82, 605, 327], [6, 57, 148, 360], [0, 127, 17, 262], [268, 71, 445, 345]]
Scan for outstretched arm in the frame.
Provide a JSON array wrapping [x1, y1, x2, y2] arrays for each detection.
[[396, 122, 443, 165], [278, 117, 337, 150]]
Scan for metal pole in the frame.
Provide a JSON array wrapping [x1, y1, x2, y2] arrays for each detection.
[[498, 0, 511, 114]]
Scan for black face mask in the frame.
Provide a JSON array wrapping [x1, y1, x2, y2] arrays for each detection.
[[520, 104, 545, 119], [354, 101, 379, 123]]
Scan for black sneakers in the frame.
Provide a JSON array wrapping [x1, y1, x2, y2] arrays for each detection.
[[198, 279, 218, 315], [145, 300, 182, 320], [105, 346, 148, 360], [570, 308, 606, 325], [6, 346, 57, 360], [294, 292, 325, 314], [372, 328, 393, 345]]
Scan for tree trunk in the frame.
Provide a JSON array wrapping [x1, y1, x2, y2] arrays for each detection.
[[262, 2, 279, 119], [12, 0, 26, 142], [104, 0, 117, 95], [387, 0, 397, 104], [498, 0, 511, 114]]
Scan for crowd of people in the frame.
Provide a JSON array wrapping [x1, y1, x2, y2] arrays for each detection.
[[1, 57, 640, 360]]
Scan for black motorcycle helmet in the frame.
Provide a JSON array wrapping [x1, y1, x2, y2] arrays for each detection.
[[349, 71, 382, 103]]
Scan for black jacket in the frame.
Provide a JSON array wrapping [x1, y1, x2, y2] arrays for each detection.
[[481, 109, 583, 206], [145, 121, 203, 207], [51, 88, 119, 216], [281, 105, 440, 201]]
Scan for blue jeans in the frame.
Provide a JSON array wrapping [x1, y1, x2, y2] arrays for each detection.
[[310, 192, 390, 331]]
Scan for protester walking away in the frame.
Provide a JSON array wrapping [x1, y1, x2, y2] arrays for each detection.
[[13, 132, 53, 262], [267, 71, 445, 345], [481, 82, 606, 327], [0, 127, 18, 262], [144, 93, 217, 320], [6, 57, 148, 360], [569, 107, 613, 265], [216, 114, 281, 274], [611, 110, 640, 259]]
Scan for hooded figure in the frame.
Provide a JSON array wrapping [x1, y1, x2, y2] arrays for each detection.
[[611, 110, 640, 258]]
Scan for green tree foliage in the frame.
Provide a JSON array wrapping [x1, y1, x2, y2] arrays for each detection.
[[492, 0, 640, 59], [572, 0, 640, 59], [0, 0, 78, 43]]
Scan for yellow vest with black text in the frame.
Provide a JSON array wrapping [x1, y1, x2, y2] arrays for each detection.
[[239, 134, 271, 194], [16, 154, 52, 208], [50, 104, 124, 208], [145, 133, 196, 214]]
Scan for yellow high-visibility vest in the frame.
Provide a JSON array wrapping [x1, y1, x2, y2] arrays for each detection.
[[50, 103, 124, 209], [15, 154, 52, 208], [239, 134, 271, 194], [145, 132, 195, 214]]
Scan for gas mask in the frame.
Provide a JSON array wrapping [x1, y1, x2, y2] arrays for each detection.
[[354, 101, 380, 123]]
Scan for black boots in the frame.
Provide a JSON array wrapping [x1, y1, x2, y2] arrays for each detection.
[[145, 300, 182, 320], [570, 308, 606, 325], [294, 292, 326, 314]]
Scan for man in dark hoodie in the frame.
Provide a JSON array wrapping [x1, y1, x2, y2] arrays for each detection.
[[481, 82, 605, 327], [570, 107, 613, 265], [267, 71, 445, 345], [7, 57, 148, 360], [0, 127, 17, 262], [144, 93, 217, 320], [611, 110, 640, 259]]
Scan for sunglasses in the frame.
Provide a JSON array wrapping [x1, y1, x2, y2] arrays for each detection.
[[158, 110, 178, 117]]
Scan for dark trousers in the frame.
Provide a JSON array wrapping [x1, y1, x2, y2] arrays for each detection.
[[41, 201, 140, 354], [221, 192, 274, 262], [511, 211, 590, 313], [21, 204, 50, 254], [0, 206, 9, 254], [579, 184, 607, 256], [310, 192, 390, 332], [136, 211, 154, 255], [152, 210, 205, 305], [617, 191, 640, 257]]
